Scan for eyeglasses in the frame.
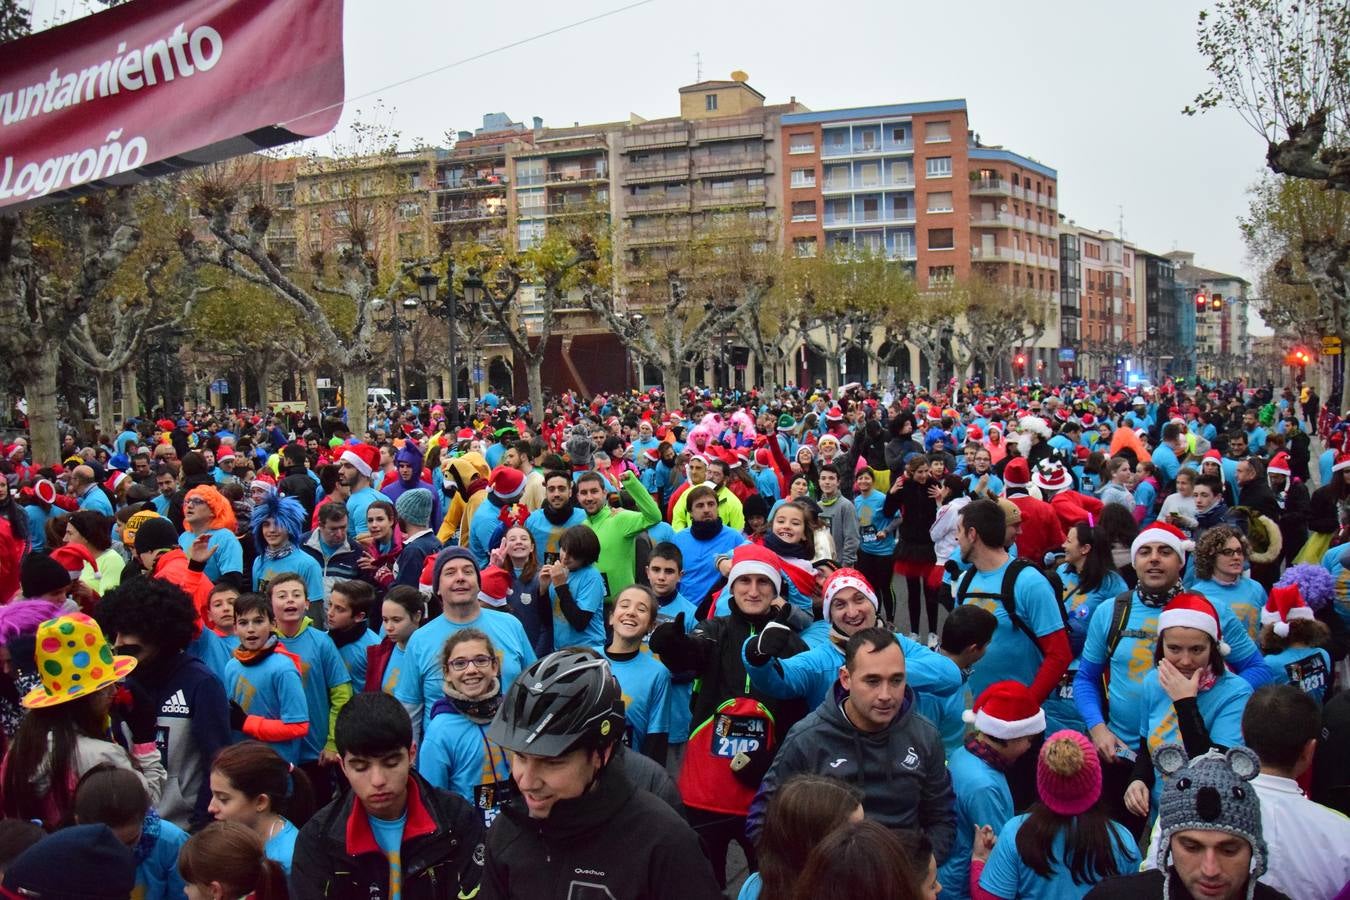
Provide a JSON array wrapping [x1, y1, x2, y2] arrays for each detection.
[[184, 497, 208, 507], [447, 654, 494, 672], [1218, 546, 1246, 557]]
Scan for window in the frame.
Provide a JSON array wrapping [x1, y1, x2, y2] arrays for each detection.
[[858, 162, 880, 187], [889, 160, 912, 185], [891, 125, 908, 143], [925, 157, 952, 178], [516, 160, 544, 186], [925, 121, 951, 143], [861, 197, 879, 221], [790, 167, 816, 188], [705, 93, 718, 111], [929, 265, 956, 283], [926, 191, 953, 213], [395, 201, 421, 221], [856, 128, 878, 151], [825, 166, 850, 190], [791, 200, 817, 222], [332, 209, 351, 227], [789, 134, 815, 154], [927, 228, 955, 250], [793, 236, 818, 257], [273, 186, 294, 208]]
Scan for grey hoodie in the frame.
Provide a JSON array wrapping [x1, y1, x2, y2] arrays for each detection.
[[746, 687, 956, 862]]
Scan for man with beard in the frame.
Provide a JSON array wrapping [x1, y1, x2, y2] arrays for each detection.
[[336, 444, 389, 541], [671, 486, 747, 608], [578, 471, 662, 601], [524, 471, 585, 566]]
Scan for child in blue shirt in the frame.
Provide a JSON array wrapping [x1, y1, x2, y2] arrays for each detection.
[[223, 592, 309, 764], [208, 741, 316, 875], [605, 585, 671, 762], [74, 765, 189, 900], [269, 573, 353, 787], [541, 525, 607, 651], [417, 628, 513, 828], [189, 576, 242, 682], [645, 543, 699, 753], [1257, 585, 1333, 702], [326, 579, 380, 687]]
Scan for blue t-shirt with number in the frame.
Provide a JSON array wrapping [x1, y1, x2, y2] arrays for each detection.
[[1263, 645, 1332, 702], [607, 650, 670, 755], [368, 810, 407, 900], [419, 709, 512, 828], [276, 625, 352, 763], [853, 489, 897, 556], [979, 813, 1140, 899], [959, 560, 1065, 699], [224, 650, 308, 764]]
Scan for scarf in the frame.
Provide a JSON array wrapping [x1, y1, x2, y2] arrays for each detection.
[[329, 621, 370, 649], [763, 531, 810, 561], [233, 635, 279, 666], [964, 733, 1015, 773], [690, 519, 722, 541], [431, 678, 503, 724], [1137, 582, 1183, 610], [1197, 669, 1218, 693], [263, 544, 294, 562], [542, 502, 576, 526]]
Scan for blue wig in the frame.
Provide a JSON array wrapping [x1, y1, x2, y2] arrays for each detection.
[[250, 491, 307, 555]]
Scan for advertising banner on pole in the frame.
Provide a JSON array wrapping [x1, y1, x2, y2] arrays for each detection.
[[0, 0, 345, 211]]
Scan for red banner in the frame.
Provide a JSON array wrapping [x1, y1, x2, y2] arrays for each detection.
[[0, 0, 344, 211]]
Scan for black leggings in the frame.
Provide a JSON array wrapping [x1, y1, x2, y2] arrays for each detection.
[[856, 552, 896, 621], [905, 577, 940, 637], [686, 807, 754, 888]]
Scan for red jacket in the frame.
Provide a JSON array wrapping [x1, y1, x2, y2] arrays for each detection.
[[152, 549, 210, 632], [1008, 495, 1066, 564]]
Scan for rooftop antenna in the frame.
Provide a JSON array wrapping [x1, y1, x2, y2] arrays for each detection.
[[695, 51, 703, 81], [1117, 204, 1125, 240]]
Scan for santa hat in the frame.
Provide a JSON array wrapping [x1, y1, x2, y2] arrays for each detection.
[[1131, 521, 1194, 564], [753, 447, 773, 467], [825, 406, 844, 422], [1266, 452, 1291, 477], [456, 427, 475, 441], [823, 568, 878, 612], [1159, 592, 1229, 655], [33, 478, 57, 506], [642, 447, 661, 464], [217, 447, 236, 463], [103, 471, 128, 494], [488, 465, 525, 501], [49, 544, 98, 581], [962, 681, 1046, 740], [478, 566, 512, 608], [1003, 457, 1031, 489], [338, 444, 380, 479], [1333, 451, 1350, 474], [1032, 460, 1070, 494], [966, 425, 984, 443], [1261, 583, 1314, 638], [726, 544, 783, 594]]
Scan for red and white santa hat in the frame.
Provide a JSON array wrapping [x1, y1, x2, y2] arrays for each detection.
[[1261, 583, 1314, 638], [477, 566, 512, 609], [1159, 592, 1229, 656], [1130, 521, 1195, 565], [33, 479, 57, 506], [823, 567, 878, 612], [642, 447, 661, 464], [726, 544, 783, 594], [1032, 460, 1071, 493], [103, 471, 128, 494], [338, 443, 380, 479], [1002, 457, 1031, 489], [1333, 451, 1350, 474], [962, 681, 1046, 740], [1266, 452, 1291, 477], [825, 406, 844, 422]]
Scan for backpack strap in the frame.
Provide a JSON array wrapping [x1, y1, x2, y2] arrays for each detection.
[[999, 559, 1045, 650], [1102, 590, 1135, 662]]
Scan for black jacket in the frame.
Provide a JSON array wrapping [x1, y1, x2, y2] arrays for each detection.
[[481, 763, 720, 900], [290, 770, 482, 900], [1084, 868, 1290, 899], [279, 464, 318, 518], [1238, 479, 1281, 521]]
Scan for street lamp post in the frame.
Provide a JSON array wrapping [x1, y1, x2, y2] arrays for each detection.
[[416, 263, 485, 429]]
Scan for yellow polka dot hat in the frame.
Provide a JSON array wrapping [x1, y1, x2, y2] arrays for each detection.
[[22, 613, 137, 709]]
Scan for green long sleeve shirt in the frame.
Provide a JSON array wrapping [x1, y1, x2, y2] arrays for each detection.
[[585, 471, 662, 600]]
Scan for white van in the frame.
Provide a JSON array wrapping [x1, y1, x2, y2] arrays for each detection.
[[367, 387, 396, 408]]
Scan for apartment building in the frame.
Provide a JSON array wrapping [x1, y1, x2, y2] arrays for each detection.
[[1164, 250, 1251, 377], [432, 113, 534, 247], [1057, 222, 1138, 381], [780, 100, 1060, 383], [1135, 250, 1195, 381]]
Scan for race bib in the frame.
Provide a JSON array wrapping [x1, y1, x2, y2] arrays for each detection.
[[1056, 668, 1077, 701], [1286, 654, 1328, 695], [712, 714, 766, 759], [859, 525, 878, 542], [473, 779, 518, 828]]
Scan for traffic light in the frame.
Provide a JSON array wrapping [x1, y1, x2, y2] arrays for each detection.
[[1285, 347, 1312, 366], [1195, 291, 1208, 310], [1014, 353, 1026, 368], [1210, 292, 1223, 311]]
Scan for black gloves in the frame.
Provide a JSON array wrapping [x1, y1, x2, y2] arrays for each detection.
[[648, 612, 686, 657], [121, 680, 161, 744], [229, 700, 248, 731], [745, 620, 794, 668]]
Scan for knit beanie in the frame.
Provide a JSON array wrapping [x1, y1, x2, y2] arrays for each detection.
[[1155, 745, 1266, 898], [133, 516, 180, 553], [430, 546, 480, 597], [395, 487, 434, 528], [1036, 729, 1102, 816], [19, 552, 70, 598], [3, 824, 136, 899]]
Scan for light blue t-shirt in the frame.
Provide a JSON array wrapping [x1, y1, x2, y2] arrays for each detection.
[[1321, 543, 1350, 629], [1192, 577, 1268, 643], [607, 650, 671, 755], [224, 650, 308, 764], [347, 486, 392, 540], [959, 560, 1064, 699], [979, 813, 1140, 899], [368, 810, 407, 900], [550, 563, 607, 651], [737, 872, 761, 900], [179, 528, 243, 581], [1137, 670, 1252, 805], [336, 628, 381, 686], [419, 710, 512, 828], [939, 746, 1014, 900], [276, 625, 352, 763], [1262, 645, 1332, 702], [648, 592, 699, 744], [265, 818, 299, 875], [382, 644, 407, 696]]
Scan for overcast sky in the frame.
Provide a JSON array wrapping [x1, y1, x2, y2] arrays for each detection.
[[33, 0, 1273, 328]]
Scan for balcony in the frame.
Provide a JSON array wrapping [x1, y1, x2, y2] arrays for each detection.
[[692, 120, 765, 143], [544, 200, 608, 217], [435, 174, 508, 193], [823, 208, 916, 228], [970, 211, 1023, 229], [432, 206, 506, 224], [821, 138, 914, 159], [970, 177, 1010, 196], [695, 185, 767, 208], [625, 192, 691, 212], [694, 153, 767, 176], [625, 128, 690, 151], [627, 224, 691, 246], [623, 161, 690, 183], [971, 246, 1024, 263], [544, 168, 607, 185], [821, 175, 915, 195]]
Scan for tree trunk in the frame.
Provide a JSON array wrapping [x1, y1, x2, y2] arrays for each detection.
[[440, 368, 452, 402], [343, 366, 369, 436], [826, 351, 842, 392], [255, 358, 273, 410], [302, 367, 321, 417], [95, 372, 115, 437], [24, 352, 60, 467], [526, 358, 545, 419], [661, 363, 682, 402], [121, 369, 140, 421]]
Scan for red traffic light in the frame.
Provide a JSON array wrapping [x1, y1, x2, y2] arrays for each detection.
[[1286, 347, 1313, 366], [1014, 354, 1026, 366], [1195, 292, 1208, 309]]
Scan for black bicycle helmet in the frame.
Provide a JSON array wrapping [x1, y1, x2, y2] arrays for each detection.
[[487, 649, 626, 757]]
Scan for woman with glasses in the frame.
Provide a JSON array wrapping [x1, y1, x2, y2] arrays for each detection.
[[1190, 526, 1267, 643], [417, 628, 512, 828]]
